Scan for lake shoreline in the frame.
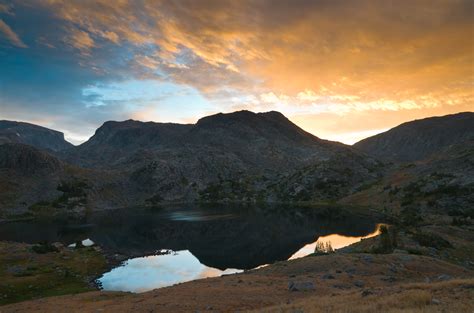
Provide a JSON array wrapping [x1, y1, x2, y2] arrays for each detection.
[[1, 241, 473, 312], [1, 211, 473, 311]]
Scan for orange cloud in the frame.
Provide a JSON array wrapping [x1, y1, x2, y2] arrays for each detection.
[[0, 19, 27, 48], [28, 0, 473, 143]]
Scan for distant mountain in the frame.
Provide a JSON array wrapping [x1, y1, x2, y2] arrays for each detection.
[[67, 111, 344, 169], [0, 111, 382, 216], [353, 112, 474, 163], [61, 110, 380, 203], [0, 120, 73, 152]]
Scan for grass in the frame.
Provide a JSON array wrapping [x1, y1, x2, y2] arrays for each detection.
[[0, 241, 107, 305], [253, 279, 474, 313]]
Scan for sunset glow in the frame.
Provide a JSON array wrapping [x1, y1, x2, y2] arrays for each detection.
[[0, 0, 472, 144]]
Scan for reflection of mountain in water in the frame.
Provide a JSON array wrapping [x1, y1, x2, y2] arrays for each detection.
[[0, 204, 379, 270]]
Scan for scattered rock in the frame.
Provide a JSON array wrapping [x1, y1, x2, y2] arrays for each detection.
[[113, 254, 128, 262], [332, 284, 351, 290], [288, 281, 315, 292], [381, 276, 396, 283], [51, 242, 64, 249], [361, 255, 373, 263], [431, 298, 441, 305], [6, 265, 25, 275], [322, 273, 335, 280], [437, 274, 452, 281]]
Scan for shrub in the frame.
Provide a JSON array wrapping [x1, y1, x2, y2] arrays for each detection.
[[399, 207, 423, 227], [413, 232, 452, 249], [372, 225, 395, 254], [31, 241, 59, 254], [57, 180, 89, 199]]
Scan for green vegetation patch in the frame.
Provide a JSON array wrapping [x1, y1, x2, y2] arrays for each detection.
[[0, 241, 107, 305]]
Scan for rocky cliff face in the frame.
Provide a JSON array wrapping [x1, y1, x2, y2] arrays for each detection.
[[353, 112, 474, 163], [0, 121, 73, 152]]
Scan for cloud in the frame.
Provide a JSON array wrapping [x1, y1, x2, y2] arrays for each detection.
[[65, 28, 94, 54], [0, 19, 27, 47], [1, 0, 472, 144], [28, 0, 471, 108]]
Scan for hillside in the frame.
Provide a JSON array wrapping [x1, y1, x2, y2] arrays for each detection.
[[0, 143, 64, 215], [353, 112, 474, 162], [0, 111, 382, 216], [62, 110, 380, 204], [0, 120, 73, 152], [2, 111, 473, 217]]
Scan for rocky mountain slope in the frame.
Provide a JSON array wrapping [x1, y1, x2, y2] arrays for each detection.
[[344, 113, 474, 219], [66, 111, 346, 170], [2, 110, 472, 218], [0, 120, 73, 152], [353, 112, 474, 162], [62, 110, 380, 204], [0, 143, 64, 214], [0, 111, 382, 216]]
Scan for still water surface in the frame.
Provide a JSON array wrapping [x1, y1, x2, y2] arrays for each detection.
[[0, 204, 381, 292]]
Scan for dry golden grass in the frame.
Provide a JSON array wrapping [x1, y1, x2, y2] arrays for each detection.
[[252, 279, 474, 313]]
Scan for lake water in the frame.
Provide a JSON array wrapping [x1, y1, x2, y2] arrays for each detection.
[[0, 204, 381, 292]]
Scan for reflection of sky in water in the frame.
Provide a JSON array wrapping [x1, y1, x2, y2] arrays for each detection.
[[289, 224, 382, 260], [98, 250, 241, 292], [99, 225, 383, 293]]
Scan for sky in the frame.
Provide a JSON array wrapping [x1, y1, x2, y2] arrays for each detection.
[[0, 0, 472, 145]]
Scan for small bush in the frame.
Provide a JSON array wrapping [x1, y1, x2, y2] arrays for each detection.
[[372, 225, 394, 254], [57, 180, 88, 197], [413, 232, 452, 249], [399, 207, 423, 227], [31, 242, 59, 254]]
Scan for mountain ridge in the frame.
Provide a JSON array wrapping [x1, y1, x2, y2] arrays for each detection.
[[1, 110, 472, 218], [0, 120, 73, 152], [353, 112, 474, 162]]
